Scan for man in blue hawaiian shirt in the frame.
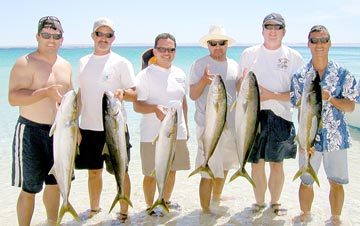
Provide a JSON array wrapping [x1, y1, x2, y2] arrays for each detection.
[[290, 25, 359, 224]]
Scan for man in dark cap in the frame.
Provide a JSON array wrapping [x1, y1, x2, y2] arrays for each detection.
[[9, 16, 73, 226], [237, 12, 304, 216]]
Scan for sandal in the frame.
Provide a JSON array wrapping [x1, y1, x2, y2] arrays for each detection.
[[271, 203, 287, 216], [146, 207, 164, 217], [118, 212, 128, 223], [251, 203, 266, 213], [88, 208, 101, 218]]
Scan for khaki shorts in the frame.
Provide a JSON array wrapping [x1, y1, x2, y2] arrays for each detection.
[[140, 140, 190, 176], [194, 127, 239, 179]]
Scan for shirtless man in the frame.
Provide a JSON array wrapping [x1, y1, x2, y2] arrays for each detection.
[[8, 16, 73, 226]]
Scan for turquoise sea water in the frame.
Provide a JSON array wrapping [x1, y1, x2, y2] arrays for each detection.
[[1, 46, 360, 225]]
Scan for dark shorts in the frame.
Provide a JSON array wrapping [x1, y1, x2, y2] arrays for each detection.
[[248, 110, 297, 163], [75, 126, 132, 170], [12, 116, 57, 194]]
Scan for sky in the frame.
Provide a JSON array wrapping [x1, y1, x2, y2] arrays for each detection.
[[1, 0, 359, 47]]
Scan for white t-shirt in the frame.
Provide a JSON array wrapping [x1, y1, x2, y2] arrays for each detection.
[[136, 64, 188, 142], [238, 44, 304, 121], [77, 51, 135, 131], [189, 55, 238, 128]]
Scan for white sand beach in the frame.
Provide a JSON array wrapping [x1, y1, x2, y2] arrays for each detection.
[[1, 125, 360, 226]]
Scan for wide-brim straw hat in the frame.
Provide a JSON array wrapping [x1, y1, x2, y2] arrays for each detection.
[[199, 25, 236, 48]]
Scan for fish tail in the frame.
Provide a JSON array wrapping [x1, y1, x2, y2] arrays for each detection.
[[188, 165, 215, 182], [108, 193, 120, 214], [56, 201, 80, 226], [147, 198, 169, 214], [307, 163, 320, 187], [293, 163, 320, 187], [229, 168, 256, 188], [119, 194, 133, 208]]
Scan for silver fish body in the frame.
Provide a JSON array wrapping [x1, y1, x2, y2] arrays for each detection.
[[103, 91, 133, 213], [293, 71, 322, 187], [189, 74, 227, 181], [148, 107, 178, 214], [229, 71, 259, 187], [49, 90, 80, 225]]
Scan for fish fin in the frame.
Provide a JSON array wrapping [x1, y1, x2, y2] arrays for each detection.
[[48, 166, 56, 177], [152, 136, 159, 145], [188, 165, 215, 183], [147, 198, 169, 214], [151, 170, 156, 177], [229, 168, 256, 188], [56, 200, 80, 225], [229, 101, 237, 112], [120, 195, 133, 208], [49, 122, 56, 137], [102, 143, 110, 155], [109, 193, 120, 214], [293, 161, 320, 187]]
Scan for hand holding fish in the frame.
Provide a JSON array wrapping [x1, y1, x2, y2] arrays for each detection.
[[114, 89, 126, 102], [322, 90, 332, 101], [155, 105, 168, 121]]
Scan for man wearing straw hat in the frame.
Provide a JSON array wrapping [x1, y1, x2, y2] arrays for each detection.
[[189, 25, 239, 213]]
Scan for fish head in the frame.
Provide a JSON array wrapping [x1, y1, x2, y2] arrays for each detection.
[[103, 91, 122, 116], [59, 90, 77, 119]]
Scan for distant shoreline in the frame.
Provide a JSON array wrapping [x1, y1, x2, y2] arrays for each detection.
[[1, 43, 360, 49]]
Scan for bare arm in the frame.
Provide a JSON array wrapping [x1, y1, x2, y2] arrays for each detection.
[[190, 65, 213, 100], [133, 100, 168, 121], [182, 96, 189, 140], [323, 90, 355, 112], [259, 86, 290, 102], [8, 57, 63, 106], [114, 87, 137, 102]]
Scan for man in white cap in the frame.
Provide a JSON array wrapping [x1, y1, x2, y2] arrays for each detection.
[[237, 12, 304, 215], [75, 17, 137, 221], [189, 25, 239, 213]]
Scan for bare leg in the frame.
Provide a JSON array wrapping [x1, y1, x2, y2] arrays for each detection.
[[299, 182, 313, 220], [199, 178, 213, 213], [269, 161, 284, 205], [251, 160, 266, 206], [212, 170, 228, 201], [329, 181, 344, 218], [43, 184, 60, 225], [17, 190, 35, 226], [143, 175, 156, 208], [120, 172, 131, 215], [88, 169, 103, 212], [164, 170, 176, 202]]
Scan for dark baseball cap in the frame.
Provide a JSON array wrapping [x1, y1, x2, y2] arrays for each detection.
[[308, 25, 330, 38], [263, 13, 285, 27], [38, 16, 63, 34]]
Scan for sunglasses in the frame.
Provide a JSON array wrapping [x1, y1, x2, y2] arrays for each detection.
[[95, 31, 114, 38], [263, 24, 284, 30], [39, 32, 62, 40], [155, 47, 176, 53], [309, 37, 330, 44], [207, 40, 227, 47]]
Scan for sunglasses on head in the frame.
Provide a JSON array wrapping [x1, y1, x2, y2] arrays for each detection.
[[155, 47, 176, 53], [39, 32, 62, 40], [263, 24, 284, 30], [207, 40, 228, 47], [309, 37, 330, 44], [95, 31, 114, 38]]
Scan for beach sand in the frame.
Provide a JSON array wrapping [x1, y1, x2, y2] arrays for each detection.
[[1, 126, 360, 226]]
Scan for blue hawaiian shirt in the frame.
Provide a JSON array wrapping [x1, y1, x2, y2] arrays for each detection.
[[290, 60, 359, 152]]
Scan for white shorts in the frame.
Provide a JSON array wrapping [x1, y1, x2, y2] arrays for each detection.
[[194, 126, 239, 179], [299, 149, 349, 185]]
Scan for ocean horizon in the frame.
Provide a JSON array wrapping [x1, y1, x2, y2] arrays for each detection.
[[1, 45, 360, 225]]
